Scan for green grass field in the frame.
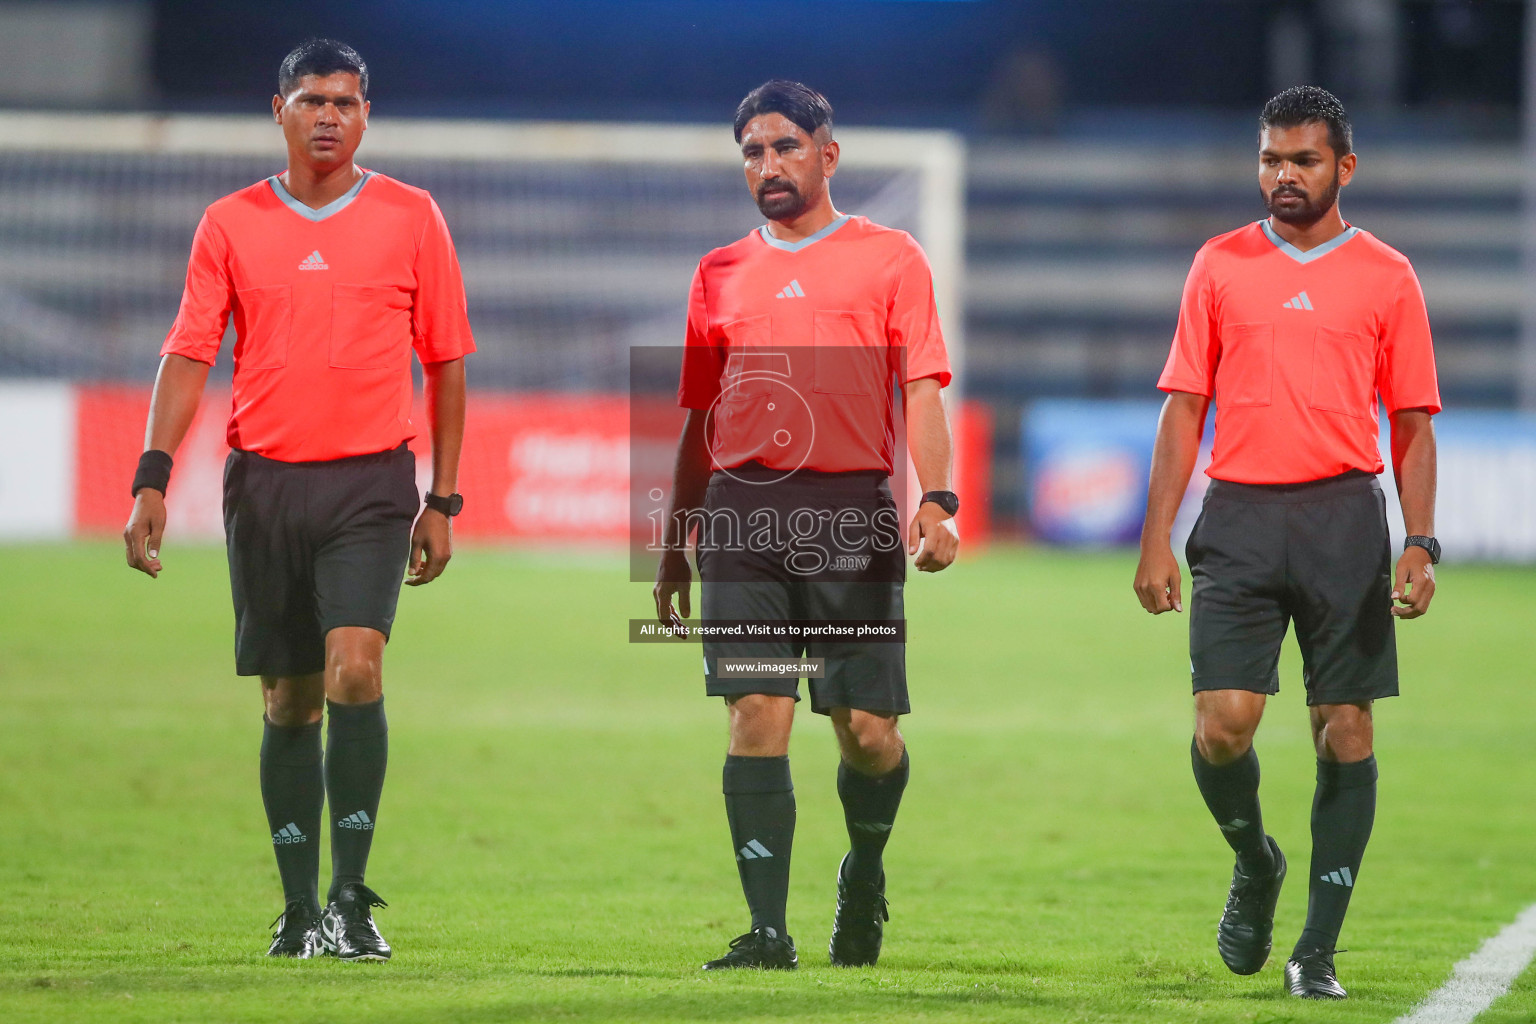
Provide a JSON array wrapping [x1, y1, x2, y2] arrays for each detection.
[[2, 542, 1533, 1023]]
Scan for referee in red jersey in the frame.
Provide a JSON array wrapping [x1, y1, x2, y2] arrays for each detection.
[[654, 81, 958, 971], [122, 40, 473, 961], [1134, 87, 1440, 1000]]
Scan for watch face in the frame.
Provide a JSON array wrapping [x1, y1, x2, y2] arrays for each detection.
[[447, 493, 464, 516]]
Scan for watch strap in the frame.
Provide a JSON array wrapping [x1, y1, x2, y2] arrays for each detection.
[[425, 492, 463, 517], [1403, 535, 1440, 564], [920, 490, 960, 517]]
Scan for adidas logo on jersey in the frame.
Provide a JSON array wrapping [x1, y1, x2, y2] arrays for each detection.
[[1282, 290, 1314, 310], [337, 810, 375, 830], [775, 279, 805, 299], [272, 822, 307, 845], [1319, 866, 1355, 887], [298, 250, 329, 271]]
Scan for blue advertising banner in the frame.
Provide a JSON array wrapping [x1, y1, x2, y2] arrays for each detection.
[[1023, 400, 1162, 545], [1026, 400, 1536, 563]]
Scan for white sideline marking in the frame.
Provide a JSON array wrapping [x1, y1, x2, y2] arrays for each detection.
[[1393, 902, 1536, 1024]]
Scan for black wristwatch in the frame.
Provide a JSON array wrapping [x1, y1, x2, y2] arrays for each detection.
[[425, 492, 463, 517], [920, 490, 960, 517], [1404, 535, 1440, 564]]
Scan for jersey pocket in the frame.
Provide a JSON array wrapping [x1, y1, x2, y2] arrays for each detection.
[[719, 315, 775, 400], [329, 284, 412, 369], [1216, 322, 1273, 407], [1309, 326, 1376, 419], [813, 310, 882, 397], [233, 285, 291, 370]]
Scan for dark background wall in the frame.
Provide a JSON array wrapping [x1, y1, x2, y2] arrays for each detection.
[[150, 0, 1522, 126]]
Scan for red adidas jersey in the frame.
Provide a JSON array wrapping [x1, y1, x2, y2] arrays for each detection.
[[162, 171, 475, 463], [678, 215, 950, 475], [1159, 220, 1440, 484]]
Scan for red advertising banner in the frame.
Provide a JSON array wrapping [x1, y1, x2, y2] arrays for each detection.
[[954, 400, 993, 543], [455, 393, 629, 540], [75, 387, 990, 544], [77, 385, 232, 538]]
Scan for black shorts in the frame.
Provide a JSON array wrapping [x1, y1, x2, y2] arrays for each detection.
[[1186, 469, 1397, 706], [697, 465, 908, 716], [223, 444, 418, 677]]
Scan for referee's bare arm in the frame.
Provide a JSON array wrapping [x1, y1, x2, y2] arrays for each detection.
[[1389, 407, 1437, 619], [1134, 390, 1210, 613], [123, 353, 212, 578], [407, 356, 466, 586], [904, 376, 958, 573], [653, 408, 711, 628]]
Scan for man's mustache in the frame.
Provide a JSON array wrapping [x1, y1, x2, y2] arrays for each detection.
[[1271, 186, 1306, 199], [758, 182, 798, 199]]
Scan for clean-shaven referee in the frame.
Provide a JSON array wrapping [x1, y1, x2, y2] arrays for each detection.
[[654, 80, 958, 971], [1134, 87, 1440, 1000], [123, 39, 473, 961]]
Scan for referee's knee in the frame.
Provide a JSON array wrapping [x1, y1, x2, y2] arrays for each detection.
[[326, 653, 383, 704], [1193, 719, 1254, 765], [833, 710, 903, 773]]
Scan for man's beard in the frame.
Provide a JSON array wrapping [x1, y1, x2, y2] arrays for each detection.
[[1263, 170, 1341, 227], [755, 181, 808, 220]]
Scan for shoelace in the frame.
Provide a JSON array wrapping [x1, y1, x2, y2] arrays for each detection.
[[840, 876, 890, 918], [722, 930, 784, 957], [269, 900, 315, 933], [1225, 865, 1275, 909], [337, 884, 389, 916]]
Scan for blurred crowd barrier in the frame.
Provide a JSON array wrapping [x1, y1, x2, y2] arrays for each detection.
[[6, 381, 1527, 563], [0, 381, 993, 546]]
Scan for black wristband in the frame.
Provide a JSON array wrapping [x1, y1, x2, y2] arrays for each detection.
[[132, 450, 174, 498]]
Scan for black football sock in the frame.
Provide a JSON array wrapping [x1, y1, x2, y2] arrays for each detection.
[[260, 717, 324, 912], [723, 754, 795, 939], [324, 698, 388, 902], [1295, 755, 1377, 956], [837, 748, 909, 886], [1191, 738, 1275, 875]]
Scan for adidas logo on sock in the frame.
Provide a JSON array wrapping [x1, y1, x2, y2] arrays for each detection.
[[337, 810, 375, 831], [774, 279, 805, 299], [736, 839, 773, 860], [1282, 290, 1313, 310], [1219, 818, 1250, 833], [1319, 866, 1355, 887], [272, 822, 307, 845], [298, 249, 329, 271]]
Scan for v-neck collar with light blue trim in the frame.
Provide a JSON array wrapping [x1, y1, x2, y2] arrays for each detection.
[[267, 171, 374, 223], [757, 214, 851, 253], [1259, 218, 1359, 264]]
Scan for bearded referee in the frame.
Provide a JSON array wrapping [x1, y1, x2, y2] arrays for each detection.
[[654, 80, 958, 970], [1133, 86, 1440, 1000], [122, 39, 473, 961]]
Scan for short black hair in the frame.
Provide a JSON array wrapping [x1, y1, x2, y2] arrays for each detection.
[[278, 38, 368, 98], [733, 80, 833, 144], [1260, 85, 1352, 157]]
